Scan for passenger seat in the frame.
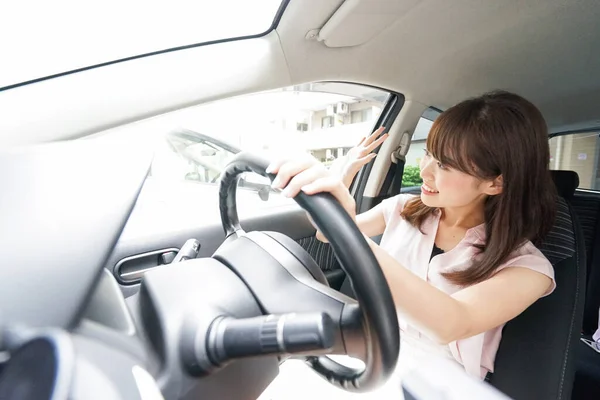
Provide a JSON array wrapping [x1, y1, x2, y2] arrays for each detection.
[[553, 170, 600, 400], [552, 171, 600, 334]]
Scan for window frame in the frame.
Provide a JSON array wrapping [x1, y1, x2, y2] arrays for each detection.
[[352, 90, 406, 213]]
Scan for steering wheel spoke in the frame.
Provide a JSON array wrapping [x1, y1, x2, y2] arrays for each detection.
[[213, 231, 352, 356]]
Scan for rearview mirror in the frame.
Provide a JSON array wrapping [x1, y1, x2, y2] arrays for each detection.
[[199, 148, 217, 156], [239, 177, 271, 202], [258, 185, 270, 201]]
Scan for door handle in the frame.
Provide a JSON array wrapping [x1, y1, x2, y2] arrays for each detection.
[[115, 248, 179, 284]]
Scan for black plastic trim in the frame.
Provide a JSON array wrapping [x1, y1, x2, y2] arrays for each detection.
[[0, 330, 74, 400], [549, 127, 600, 139]]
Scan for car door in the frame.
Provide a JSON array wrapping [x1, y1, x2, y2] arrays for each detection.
[[102, 82, 397, 297]]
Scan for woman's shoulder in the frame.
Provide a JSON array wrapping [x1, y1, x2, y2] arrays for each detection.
[[379, 194, 418, 222], [496, 240, 556, 295], [509, 240, 550, 263], [497, 240, 553, 270]]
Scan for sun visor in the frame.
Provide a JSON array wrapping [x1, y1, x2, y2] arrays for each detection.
[[317, 0, 421, 48]]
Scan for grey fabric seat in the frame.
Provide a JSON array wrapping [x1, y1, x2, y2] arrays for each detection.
[[491, 190, 586, 400]]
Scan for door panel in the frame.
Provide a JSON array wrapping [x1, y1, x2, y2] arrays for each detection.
[[106, 181, 318, 298]]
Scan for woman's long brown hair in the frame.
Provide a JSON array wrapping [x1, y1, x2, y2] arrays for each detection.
[[402, 91, 557, 286]]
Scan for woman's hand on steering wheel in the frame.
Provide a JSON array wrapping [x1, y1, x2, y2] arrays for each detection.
[[267, 155, 357, 243]]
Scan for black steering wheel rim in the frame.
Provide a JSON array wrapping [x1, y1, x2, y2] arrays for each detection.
[[218, 152, 399, 391]]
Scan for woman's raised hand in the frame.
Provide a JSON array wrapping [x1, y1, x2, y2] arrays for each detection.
[[337, 127, 388, 188]]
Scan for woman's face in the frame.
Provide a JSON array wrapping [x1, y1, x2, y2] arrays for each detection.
[[419, 150, 497, 209]]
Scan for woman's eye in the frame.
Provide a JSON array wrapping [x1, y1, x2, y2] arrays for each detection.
[[424, 149, 430, 157], [437, 161, 447, 170]]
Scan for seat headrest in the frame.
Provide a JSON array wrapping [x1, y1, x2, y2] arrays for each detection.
[[551, 170, 579, 199]]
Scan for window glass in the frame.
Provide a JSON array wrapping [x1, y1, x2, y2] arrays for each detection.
[[297, 122, 309, 132], [351, 109, 372, 124], [403, 108, 440, 188], [107, 82, 390, 205], [321, 116, 334, 129], [549, 132, 600, 190]]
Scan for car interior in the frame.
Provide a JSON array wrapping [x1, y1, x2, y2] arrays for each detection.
[[1, 0, 600, 399]]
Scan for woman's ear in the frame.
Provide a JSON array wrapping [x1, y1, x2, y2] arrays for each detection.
[[484, 175, 503, 196]]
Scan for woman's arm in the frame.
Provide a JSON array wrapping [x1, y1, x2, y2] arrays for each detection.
[[365, 237, 553, 344], [315, 204, 387, 242], [268, 156, 552, 344]]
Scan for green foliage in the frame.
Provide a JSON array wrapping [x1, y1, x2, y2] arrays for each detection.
[[402, 165, 423, 187]]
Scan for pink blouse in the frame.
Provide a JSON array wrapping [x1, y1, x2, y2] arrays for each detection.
[[379, 194, 556, 379]]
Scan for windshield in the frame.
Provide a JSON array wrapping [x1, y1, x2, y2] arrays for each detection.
[[1, 0, 285, 89]]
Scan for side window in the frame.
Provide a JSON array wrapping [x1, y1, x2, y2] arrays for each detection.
[[148, 82, 390, 199], [549, 132, 600, 190], [403, 108, 440, 188]]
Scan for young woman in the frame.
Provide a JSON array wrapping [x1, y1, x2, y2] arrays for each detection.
[[259, 91, 557, 399]]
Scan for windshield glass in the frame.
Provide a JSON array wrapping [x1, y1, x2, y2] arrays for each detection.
[[1, 0, 284, 88]]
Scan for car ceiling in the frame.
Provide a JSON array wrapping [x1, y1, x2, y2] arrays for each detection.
[[277, 0, 600, 133], [1, 0, 599, 146]]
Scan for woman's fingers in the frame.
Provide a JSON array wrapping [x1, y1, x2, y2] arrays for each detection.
[[269, 155, 318, 189], [266, 152, 314, 174], [301, 176, 356, 217], [265, 160, 284, 175], [363, 127, 386, 146], [315, 230, 329, 243], [365, 132, 389, 153], [356, 153, 377, 166], [280, 164, 328, 198], [345, 154, 377, 175]]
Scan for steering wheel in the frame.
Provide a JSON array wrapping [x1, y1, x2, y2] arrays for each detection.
[[0, 143, 399, 399], [217, 152, 399, 392]]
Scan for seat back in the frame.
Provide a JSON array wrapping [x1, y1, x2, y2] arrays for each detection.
[[550, 170, 600, 335], [491, 178, 586, 399], [569, 191, 600, 334]]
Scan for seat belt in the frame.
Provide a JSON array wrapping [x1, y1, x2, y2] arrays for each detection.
[[390, 154, 405, 196], [380, 157, 405, 197], [380, 162, 395, 195], [381, 131, 411, 197]]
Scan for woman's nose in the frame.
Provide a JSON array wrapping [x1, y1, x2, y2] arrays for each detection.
[[420, 158, 434, 180]]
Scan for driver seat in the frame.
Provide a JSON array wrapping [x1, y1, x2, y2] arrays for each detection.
[[490, 171, 586, 400]]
